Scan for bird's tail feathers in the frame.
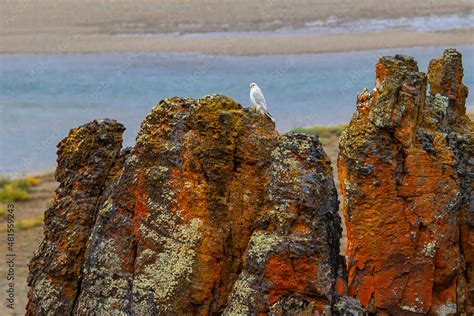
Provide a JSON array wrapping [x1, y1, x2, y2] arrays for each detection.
[[264, 111, 275, 122]]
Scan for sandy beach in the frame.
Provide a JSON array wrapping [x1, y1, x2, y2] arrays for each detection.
[[1, 0, 473, 55]]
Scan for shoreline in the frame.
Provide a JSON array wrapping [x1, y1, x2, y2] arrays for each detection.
[[2, 0, 472, 55], [1, 29, 473, 56], [1, 42, 473, 58]]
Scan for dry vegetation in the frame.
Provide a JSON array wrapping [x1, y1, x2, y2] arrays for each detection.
[[0, 173, 57, 315]]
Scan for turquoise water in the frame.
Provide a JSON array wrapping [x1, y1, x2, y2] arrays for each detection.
[[1, 45, 473, 176]]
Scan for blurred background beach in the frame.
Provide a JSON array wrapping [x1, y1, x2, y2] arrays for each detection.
[[1, 0, 473, 177], [0, 0, 473, 313]]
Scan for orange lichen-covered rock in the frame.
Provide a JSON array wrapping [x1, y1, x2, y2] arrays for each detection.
[[26, 119, 125, 315], [338, 49, 473, 314], [74, 95, 279, 315], [429, 50, 474, 313], [427, 49, 469, 124], [27, 95, 345, 315], [225, 133, 342, 315]]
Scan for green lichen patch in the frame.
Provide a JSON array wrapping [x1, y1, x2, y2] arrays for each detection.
[[246, 231, 282, 266], [224, 273, 259, 315], [132, 218, 203, 311]]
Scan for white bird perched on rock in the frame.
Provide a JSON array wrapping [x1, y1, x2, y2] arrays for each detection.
[[249, 83, 274, 122]]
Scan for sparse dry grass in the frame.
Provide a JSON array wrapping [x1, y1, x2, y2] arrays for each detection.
[[25, 177, 42, 187], [0, 172, 56, 314], [0, 177, 42, 203], [0, 183, 30, 203], [16, 215, 45, 231], [0, 206, 7, 218]]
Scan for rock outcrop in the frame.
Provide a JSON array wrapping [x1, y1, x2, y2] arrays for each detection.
[[338, 49, 473, 314], [27, 95, 343, 315], [225, 133, 341, 315], [27, 49, 472, 315], [26, 119, 125, 315]]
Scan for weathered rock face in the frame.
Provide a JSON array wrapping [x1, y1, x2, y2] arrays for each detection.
[[28, 51, 471, 315], [27, 119, 125, 315], [27, 95, 343, 315], [338, 49, 473, 314], [225, 133, 341, 315], [430, 50, 474, 314]]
